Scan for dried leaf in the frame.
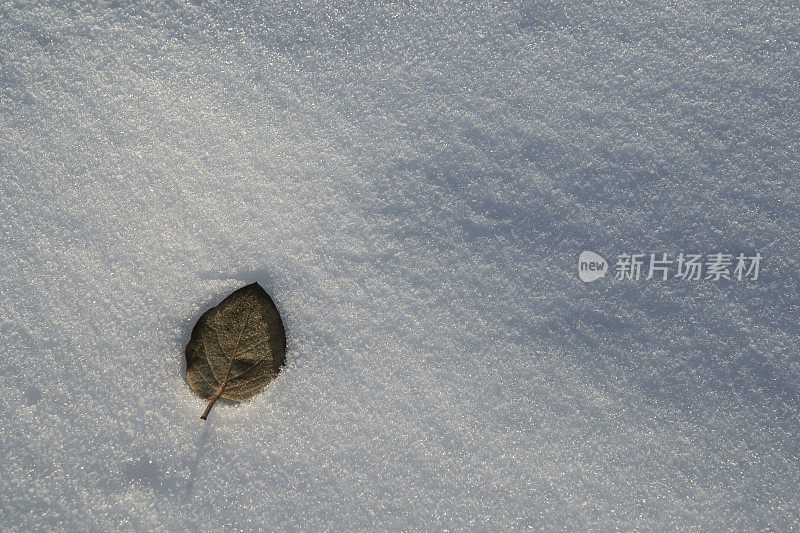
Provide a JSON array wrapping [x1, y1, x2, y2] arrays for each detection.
[[185, 283, 286, 420]]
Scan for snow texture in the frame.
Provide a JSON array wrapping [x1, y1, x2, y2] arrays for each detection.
[[1, 0, 799, 530]]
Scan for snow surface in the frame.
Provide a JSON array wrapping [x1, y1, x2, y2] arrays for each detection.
[[1, 0, 799, 530]]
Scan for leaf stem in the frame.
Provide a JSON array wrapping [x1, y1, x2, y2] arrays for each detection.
[[200, 391, 222, 420]]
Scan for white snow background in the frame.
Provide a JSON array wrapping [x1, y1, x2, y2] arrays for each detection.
[[1, 0, 799, 530]]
